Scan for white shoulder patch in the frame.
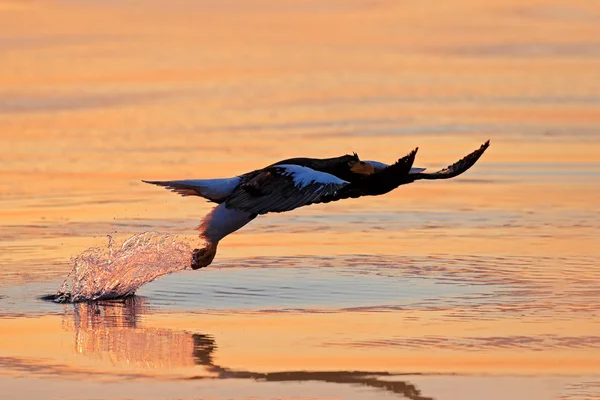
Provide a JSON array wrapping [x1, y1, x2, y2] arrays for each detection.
[[276, 164, 347, 188]]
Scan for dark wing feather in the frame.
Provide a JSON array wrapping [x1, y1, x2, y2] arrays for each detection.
[[410, 140, 490, 181], [319, 147, 419, 202], [225, 166, 349, 215]]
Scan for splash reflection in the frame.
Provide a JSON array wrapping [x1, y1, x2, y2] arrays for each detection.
[[62, 298, 196, 369], [63, 298, 433, 400]]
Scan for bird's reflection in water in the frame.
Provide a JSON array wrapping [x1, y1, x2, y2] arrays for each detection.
[[63, 298, 433, 400]]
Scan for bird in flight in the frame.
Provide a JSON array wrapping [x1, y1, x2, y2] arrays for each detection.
[[144, 140, 490, 269]]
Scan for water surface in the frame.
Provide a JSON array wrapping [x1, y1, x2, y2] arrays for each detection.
[[1, 0, 599, 399]]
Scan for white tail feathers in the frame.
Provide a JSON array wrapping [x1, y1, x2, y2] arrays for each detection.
[[142, 177, 241, 202]]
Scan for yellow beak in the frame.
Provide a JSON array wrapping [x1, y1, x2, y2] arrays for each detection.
[[350, 161, 375, 176]]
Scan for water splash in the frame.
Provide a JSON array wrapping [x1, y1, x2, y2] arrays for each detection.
[[51, 232, 192, 303]]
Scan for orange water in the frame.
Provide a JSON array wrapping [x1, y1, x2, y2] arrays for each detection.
[[1, 0, 599, 399]]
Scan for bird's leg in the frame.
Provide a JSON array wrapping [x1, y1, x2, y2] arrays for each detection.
[[191, 241, 218, 270]]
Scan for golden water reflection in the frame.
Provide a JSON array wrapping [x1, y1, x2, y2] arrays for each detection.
[[62, 298, 432, 400], [1, 0, 600, 398], [64, 299, 195, 370]]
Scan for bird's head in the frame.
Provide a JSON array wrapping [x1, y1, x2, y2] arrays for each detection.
[[191, 242, 218, 270], [320, 153, 374, 182], [345, 152, 375, 177]]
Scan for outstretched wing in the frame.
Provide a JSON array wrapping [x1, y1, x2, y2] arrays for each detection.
[[410, 140, 490, 181], [225, 165, 349, 215], [145, 141, 489, 214]]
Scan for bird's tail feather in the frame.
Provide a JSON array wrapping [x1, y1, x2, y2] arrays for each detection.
[[142, 177, 241, 203]]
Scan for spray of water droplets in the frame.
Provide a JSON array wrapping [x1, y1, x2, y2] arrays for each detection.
[[53, 232, 193, 303]]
